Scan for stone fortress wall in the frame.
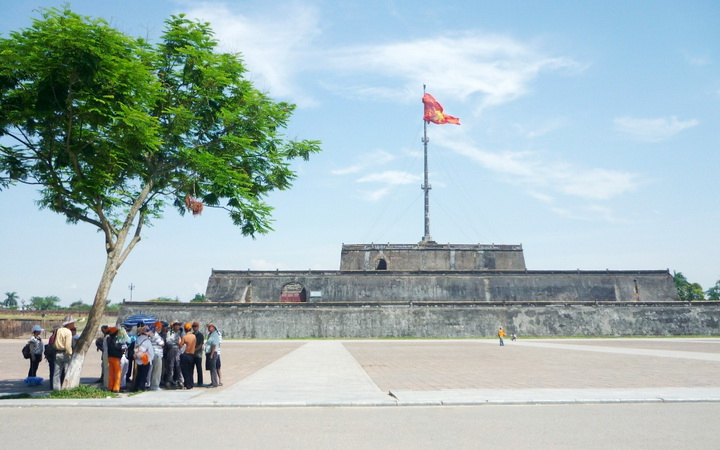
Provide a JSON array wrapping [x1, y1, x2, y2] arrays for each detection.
[[159, 241, 697, 338], [206, 269, 678, 303], [206, 243, 679, 304], [119, 301, 720, 339]]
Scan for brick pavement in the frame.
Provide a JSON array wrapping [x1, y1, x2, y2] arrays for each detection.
[[345, 339, 720, 391], [2, 337, 719, 406]]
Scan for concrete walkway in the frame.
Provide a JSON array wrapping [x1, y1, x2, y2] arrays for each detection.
[[1, 338, 719, 407]]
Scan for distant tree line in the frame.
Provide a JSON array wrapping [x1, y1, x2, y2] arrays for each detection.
[[673, 273, 720, 301], [2, 291, 206, 310]]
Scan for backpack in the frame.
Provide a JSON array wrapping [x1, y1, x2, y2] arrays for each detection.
[[22, 344, 31, 359], [44, 343, 56, 359]]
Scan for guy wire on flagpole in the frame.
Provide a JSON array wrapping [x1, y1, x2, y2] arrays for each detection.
[[421, 84, 434, 244]]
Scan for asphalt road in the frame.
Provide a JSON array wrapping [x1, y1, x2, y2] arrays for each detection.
[[1, 403, 718, 449]]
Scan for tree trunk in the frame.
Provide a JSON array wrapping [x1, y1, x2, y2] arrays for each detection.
[[62, 254, 119, 388]]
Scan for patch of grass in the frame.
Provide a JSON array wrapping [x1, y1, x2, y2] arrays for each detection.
[[49, 384, 118, 399], [0, 393, 32, 400]]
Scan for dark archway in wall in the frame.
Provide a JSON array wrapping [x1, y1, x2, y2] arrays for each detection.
[[376, 258, 387, 270], [280, 282, 307, 302]]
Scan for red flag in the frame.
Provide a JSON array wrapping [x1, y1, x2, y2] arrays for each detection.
[[422, 93, 460, 125]]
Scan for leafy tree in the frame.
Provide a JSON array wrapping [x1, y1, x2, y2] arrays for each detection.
[[150, 296, 180, 302], [0, 8, 320, 387], [69, 300, 92, 310], [673, 272, 705, 301], [27, 295, 62, 311], [190, 293, 206, 302], [706, 279, 720, 301], [105, 300, 122, 312], [3, 291, 19, 309]]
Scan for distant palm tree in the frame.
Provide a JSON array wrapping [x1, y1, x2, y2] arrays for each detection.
[[3, 291, 19, 309]]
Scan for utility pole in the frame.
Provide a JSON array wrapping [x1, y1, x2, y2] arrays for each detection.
[[129, 283, 135, 301]]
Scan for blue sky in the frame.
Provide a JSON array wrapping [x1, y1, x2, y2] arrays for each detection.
[[1, 0, 718, 306]]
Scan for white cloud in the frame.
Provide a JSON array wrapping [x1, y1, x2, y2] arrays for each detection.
[[184, 2, 321, 103], [358, 187, 392, 202], [352, 170, 421, 202], [528, 191, 554, 203], [515, 117, 570, 139], [682, 50, 711, 67], [323, 33, 581, 109], [249, 259, 287, 270], [182, 3, 579, 111], [357, 170, 421, 185], [445, 139, 640, 201], [614, 116, 699, 143], [331, 149, 395, 175], [551, 205, 627, 223]]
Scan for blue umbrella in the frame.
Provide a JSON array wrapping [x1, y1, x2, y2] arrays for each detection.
[[121, 313, 158, 327]]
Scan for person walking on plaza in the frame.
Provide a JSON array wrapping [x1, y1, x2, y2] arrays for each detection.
[[192, 322, 204, 387], [27, 325, 44, 378], [205, 323, 221, 387], [498, 326, 505, 346], [179, 322, 197, 389], [52, 316, 75, 390]]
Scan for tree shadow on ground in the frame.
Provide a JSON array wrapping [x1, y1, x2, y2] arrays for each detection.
[[0, 377, 100, 395]]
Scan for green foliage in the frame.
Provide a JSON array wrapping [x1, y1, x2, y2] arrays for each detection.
[[0, 7, 319, 370], [105, 302, 122, 312], [706, 279, 720, 301], [190, 293, 206, 302], [27, 295, 62, 311], [3, 291, 19, 309], [0, 7, 320, 236], [49, 384, 118, 399], [68, 300, 92, 310], [673, 272, 705, 301], [150, 297, 179, 302]]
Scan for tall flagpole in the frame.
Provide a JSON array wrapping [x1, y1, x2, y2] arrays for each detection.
[[421, 84, 434, 244]]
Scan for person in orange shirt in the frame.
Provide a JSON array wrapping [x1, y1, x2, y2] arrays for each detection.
[[106, 327, 124, 393], [179, 322, 197, 390], [498, 326, 505, 346]]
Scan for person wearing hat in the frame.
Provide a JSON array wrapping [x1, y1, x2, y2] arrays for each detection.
[[105, 327, 124, 393], [148, 322, 165, 391], [27, 325, 44, 378], [191, 322, 204, 387], [133, 326, 155, 391], [52, 315, 76, 390], [163, 320, 184, 388], [204, 323, 221, 388]]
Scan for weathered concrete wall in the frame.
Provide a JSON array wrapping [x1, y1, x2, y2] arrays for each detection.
[[205, 270, 678, 303], [340, 243, 526, 271], [119, 302, 720, 338]]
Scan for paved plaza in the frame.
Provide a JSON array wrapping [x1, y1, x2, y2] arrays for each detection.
[[1, 337, 719, 407]]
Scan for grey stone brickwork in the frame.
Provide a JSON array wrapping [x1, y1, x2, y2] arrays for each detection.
[[340, 243, 526, 271], [205, 269, 678, 303], [119, 301, 720, 338]]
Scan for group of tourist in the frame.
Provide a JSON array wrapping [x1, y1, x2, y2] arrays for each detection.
[[26, 315, 79, 390], [97, 319, 223, 392], [26, 315, 223, 392]]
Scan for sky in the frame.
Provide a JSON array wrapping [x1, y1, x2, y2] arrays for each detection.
[[1, 0, 718, 306]]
